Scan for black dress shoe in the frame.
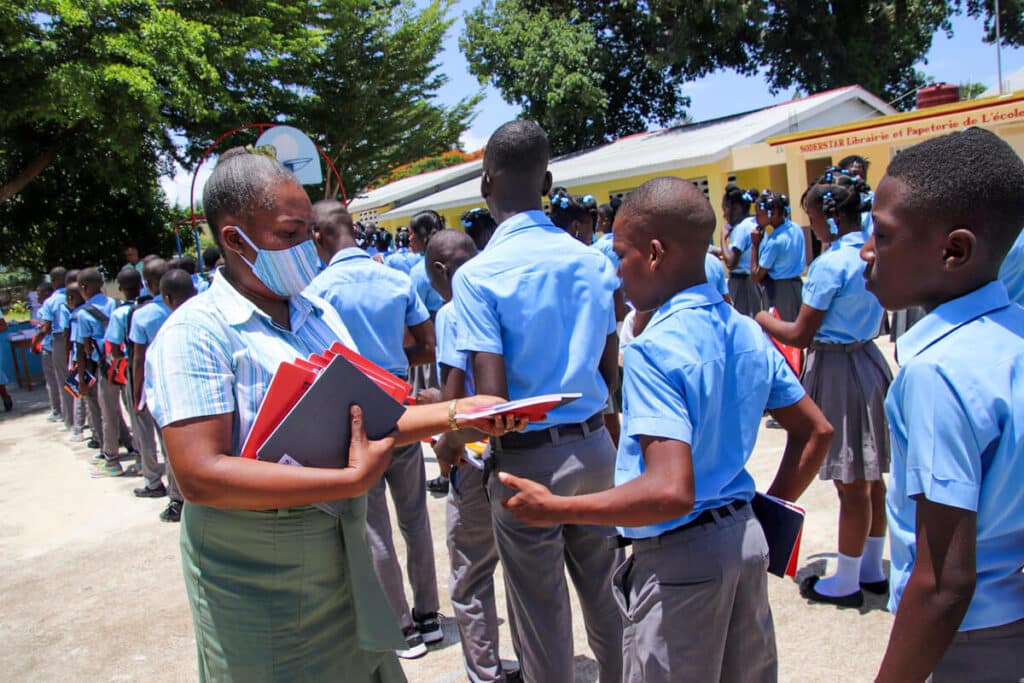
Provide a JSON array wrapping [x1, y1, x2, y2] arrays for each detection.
[[426, 476, 450, 495], [860, 579, 890, 595], [800, 576, 864, 607], [160, 499, 182, 523], [134, 484, 167, 498], [87, 438, 100, 449]]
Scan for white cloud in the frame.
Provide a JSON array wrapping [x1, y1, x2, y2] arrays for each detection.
[[459, 129, 486, 153], [160, 163, 213, 209]]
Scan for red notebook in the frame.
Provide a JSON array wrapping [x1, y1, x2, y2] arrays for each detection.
[[328, 342, 412, 404], [454, 393, 582, 422], [767, 308, 803, 376], [240, 362, 318, 459]]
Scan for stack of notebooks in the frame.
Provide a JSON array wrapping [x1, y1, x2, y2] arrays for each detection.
[[751, 492, 806, 578]]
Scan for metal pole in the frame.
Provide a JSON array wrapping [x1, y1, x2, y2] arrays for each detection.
[[996, 0, 1004, 94]]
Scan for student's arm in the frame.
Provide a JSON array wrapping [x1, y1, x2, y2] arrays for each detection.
[[722, 246, 741, 270], [764, 395, 833, 501], [750, 229, 769, 284], [500, 436, 693, 527], [600, 332, 619, 394], [875, 499, 976, 683], [132, 342, 147, 413], [472, 351, 509, 400], [404, 320, 436, 367], [393, 396, 517, 445], [755, 305, 826, 349], [613, 288, 627, 323]]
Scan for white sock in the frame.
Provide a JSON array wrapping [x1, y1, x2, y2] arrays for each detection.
[[860, 536, 887, 583], [814, 552, 862, 597]]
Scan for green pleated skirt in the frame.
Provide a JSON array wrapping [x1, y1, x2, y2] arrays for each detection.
[[180, 502, 407, 682]]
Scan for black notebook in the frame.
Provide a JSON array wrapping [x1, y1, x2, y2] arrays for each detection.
[[751, 492, 806, 578], [257, 354, 407, 469]]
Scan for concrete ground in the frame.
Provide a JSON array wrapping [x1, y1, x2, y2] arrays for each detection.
[[0, 342, 897, 682]]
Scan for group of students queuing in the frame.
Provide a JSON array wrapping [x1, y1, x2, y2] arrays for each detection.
[[39, 120, 1021, 683], [25, 248, 221, 523]]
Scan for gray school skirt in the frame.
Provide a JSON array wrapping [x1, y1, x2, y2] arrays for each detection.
[[766, 277, 802, 322], [728, 274, 765, 317], [802, 340, 893, 483]]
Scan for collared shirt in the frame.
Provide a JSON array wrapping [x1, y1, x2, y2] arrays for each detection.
[[616, 284, 806, 539], [435, 301, 474, 395], [998, 226, 1024, 305], [145, 271, 355, 453], [74, 293, 116, 361], [594, 233, 621, 284], [37, 288, 66, 351], [104, 302, 134, 347], [802, 231, 884, 343], [758, 219, 806, 279], [305, 247, 429, 378], [453, 210, 619, 430], [385, 248, 420, 275], [410, 257, 444, 313], [705, 253, 728, 297], [886, 281, 1024, 632], [727, 216, 758, 274], [129, 295, 172, 346]]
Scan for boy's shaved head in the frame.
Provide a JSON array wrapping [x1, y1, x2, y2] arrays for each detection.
[[143, 257, 168, 293], [160, 268, 197, 308], [425, 229, 477, 266], [116, 266, 142, 290], [65, 269, 79, 284], [312, 199, 355, 237], [619, 177, 716, 247], [78, 267, 103, 291], [49, 267, 67, 286], [484, 120, 550, 180]]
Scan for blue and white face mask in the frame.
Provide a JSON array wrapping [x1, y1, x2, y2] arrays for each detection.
[[231, 226, 320, 297]]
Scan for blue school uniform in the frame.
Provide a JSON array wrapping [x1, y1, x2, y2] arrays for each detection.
[[758, 220, 806, 279], [886, 281, 1024, 632], [595, 233, 620, 271], [704, 253, 728, 297], [726, 217, 758, 274], [616, 283, 805, 538], [435, 301, 474, 395], [306, 247, 429, 379], [409, 258, 444, 313], [75, 293, 116, 361], [802, 232, 884, 343], [998, 227, 1024, 305], [453, 210, 618, 431], [191, 273, 210, 294], [385, 248, 419, 275], [104, 302, 133, 347], [129, 296, 172, 346], [37, 288, 66, 352]]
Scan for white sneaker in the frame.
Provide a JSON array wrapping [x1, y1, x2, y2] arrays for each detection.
[[68, 430, 85, 442], [47, 412, 61, 422], [395, 627, 427, 659]]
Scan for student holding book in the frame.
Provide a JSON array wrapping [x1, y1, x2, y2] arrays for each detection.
[[498, 177, 833, 683], [144, 147, 519, 683]]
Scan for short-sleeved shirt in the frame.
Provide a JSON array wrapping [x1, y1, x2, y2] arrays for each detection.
[[385, 248, 420, 275], [998, 226, 1024, 305], [37, 288, 67, 351], [75, 293, 117, 361], [145, 270, 356, 453], [616, 283, 806, 539], [65, 305, 80, 353], [886, 281, 1024, 632], [801, 231, 884, 343], [129, 295, 172, 346], [435, 301, 474, 395], [594, 234, 621, 285], [704, 253, 728, 297], [409, 258, 444, 313], [104, 302, 134, 347], [727, 216, 758, 274], [758, 219, 806, 280], [305, 247, 429, 379], [453, 210, 619, 430]]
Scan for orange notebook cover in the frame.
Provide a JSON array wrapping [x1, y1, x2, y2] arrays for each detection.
[[240, 361, 318, 459], [768, 308, 803, 376]]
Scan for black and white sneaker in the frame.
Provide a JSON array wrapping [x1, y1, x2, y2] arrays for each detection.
[[413, 609, 444, 644], [395, 626, 427, 659]]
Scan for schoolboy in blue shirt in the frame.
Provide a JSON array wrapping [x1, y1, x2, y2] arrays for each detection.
[[452, 120, 623, 683], [500, 176, 833, 683], [863, 127, 1024, 682], [33, 279, 62, 421], [37, 267, 73, 428], [306, 200, 443, 659]]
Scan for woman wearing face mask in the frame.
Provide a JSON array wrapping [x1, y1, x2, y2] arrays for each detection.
[[144, 148, 518, 682]]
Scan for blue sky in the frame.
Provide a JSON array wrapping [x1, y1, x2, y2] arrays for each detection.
[[161, 7, 1024, 206]]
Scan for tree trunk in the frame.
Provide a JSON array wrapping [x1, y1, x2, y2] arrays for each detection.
[[0, 120, 86, 203]]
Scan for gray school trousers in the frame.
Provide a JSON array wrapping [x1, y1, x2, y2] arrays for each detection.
[[929, 617, 1024, 682], [366, 441, 440, 631], [615, 504, 776, 683], [40, 350, 62, 415], [448, 462, 505, 682], [85, 374, 132, 456], [487, 427, 624, 683], [133, 404, 181, 500], [51, 334, 75, 429]]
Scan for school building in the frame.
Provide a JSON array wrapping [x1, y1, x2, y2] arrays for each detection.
[[352, 83, 1024, 243]]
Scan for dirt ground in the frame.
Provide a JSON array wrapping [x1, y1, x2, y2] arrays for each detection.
[[0, 343, 898, 682]]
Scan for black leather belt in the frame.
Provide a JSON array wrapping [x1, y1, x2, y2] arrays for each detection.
[[728, 272, 751, 279], [492, 412, 605, 452], [611, 500, 749, 549]]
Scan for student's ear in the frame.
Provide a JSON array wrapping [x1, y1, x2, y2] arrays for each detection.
[[648, 239, 666, 270], [480, 172, 492, 200], [943, 228, 976, 270], [540, 171, 553, 198], [221, 225, 249, 259]]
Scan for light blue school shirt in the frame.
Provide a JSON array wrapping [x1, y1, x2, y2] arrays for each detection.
[[191, 273, 210, 294], [75, 293, 116, 361], [409, 258, 444, 313], [595, 232, 621, 275], [104, 302, 133, 347], [998, 226, 1024, 305], [758, 219, 806, 280], [37, 288, 66, 351], [145, 269, 356, 450], [385, 249, 420, 275], [886, 281, 1024, 632], [802, 231, 884, 343], [305, 247, 429, 379], [453, 210, 619, 430], [726, 216, 758, 274], [704, 253, 728, 297], [616, 284, 806, 539], [435, 301, 475, 395], [129, 295, 172, 346]]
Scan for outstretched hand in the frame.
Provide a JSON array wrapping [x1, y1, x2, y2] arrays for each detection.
[[498, 472, 565, 526], [455, 395, 529, 436]]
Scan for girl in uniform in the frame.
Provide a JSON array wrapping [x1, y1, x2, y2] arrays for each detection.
[[751, 190, 806, 321], [756, 175, 891, 607], [720, 183, 764, 316]]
